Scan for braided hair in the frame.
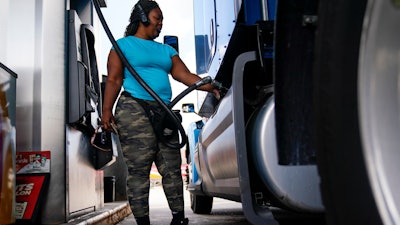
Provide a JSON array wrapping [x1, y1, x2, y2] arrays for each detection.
[[124, 0, 160, 37]]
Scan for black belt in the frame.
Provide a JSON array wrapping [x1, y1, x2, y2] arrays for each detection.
[[121, 91, 132, 98]]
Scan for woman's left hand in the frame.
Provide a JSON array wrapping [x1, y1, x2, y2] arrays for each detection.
[[212, 88, 220, 100]]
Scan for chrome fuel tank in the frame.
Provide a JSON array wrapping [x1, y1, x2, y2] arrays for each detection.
[[247, 97, 324, 212]]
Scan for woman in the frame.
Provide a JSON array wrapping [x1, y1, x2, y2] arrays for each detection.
[[101, 1, 219, 225]]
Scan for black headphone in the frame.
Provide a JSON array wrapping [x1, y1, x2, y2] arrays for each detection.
[[136, 3, 149, 26]]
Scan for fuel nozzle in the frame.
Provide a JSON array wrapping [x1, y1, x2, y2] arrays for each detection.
[[194, 76, 228, 94], [211, 80, 223, 89], [211, 80, 228, 92], [194, 76, 213, 88]]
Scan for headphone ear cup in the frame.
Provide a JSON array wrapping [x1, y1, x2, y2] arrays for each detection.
[[137, 3, 149, 26]]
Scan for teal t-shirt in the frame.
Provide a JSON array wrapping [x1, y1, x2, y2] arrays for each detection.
[[114, 36, 178, 103]]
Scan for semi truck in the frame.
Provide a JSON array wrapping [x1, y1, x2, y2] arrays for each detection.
[[1, 0, 399, 224], [183, 0, 400, 225]]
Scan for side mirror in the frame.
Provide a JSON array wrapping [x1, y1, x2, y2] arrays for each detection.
[[182, 103, 195, 113], [164, 35, 179, 53]]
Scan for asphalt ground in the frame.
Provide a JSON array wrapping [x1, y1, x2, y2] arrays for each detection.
[[116, 185, 326, 225], [116, 184, 250, 225]]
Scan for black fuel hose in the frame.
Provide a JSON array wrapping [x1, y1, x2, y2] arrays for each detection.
[[92, 0, 212, 149], [168, 76, 212, 108]]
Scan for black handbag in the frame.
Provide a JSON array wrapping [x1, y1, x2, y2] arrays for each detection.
[[90, 125, 119, 170], [121, 91, 182, 140], [149, 107, 182, 139], [91, 126, 112, 152]]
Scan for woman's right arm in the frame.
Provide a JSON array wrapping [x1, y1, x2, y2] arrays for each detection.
[[101, 50, 124, 131]]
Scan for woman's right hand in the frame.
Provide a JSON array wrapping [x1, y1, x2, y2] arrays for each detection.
[[101, 109, 116, 132]]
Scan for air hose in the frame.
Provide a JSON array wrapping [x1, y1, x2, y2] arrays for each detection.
[[92, 0, 212, 149]]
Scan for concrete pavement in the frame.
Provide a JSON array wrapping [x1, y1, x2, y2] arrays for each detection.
[[116, 184, 248, 225]]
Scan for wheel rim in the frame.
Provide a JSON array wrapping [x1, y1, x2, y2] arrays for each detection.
[[358, 1, 400, 224]]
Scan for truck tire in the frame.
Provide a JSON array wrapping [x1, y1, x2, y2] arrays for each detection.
[[314, 0, 400, 225], [190, 193, 213, 214], [186, 132, 213, 215]]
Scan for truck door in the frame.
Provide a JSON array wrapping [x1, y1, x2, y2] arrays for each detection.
[[193, 0, 217, 75]]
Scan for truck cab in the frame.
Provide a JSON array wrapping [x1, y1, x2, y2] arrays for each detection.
[[184, 0, 400, 225]]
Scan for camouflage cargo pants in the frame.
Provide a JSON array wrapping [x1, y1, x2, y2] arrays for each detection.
[[115, 94, 184, 217]]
